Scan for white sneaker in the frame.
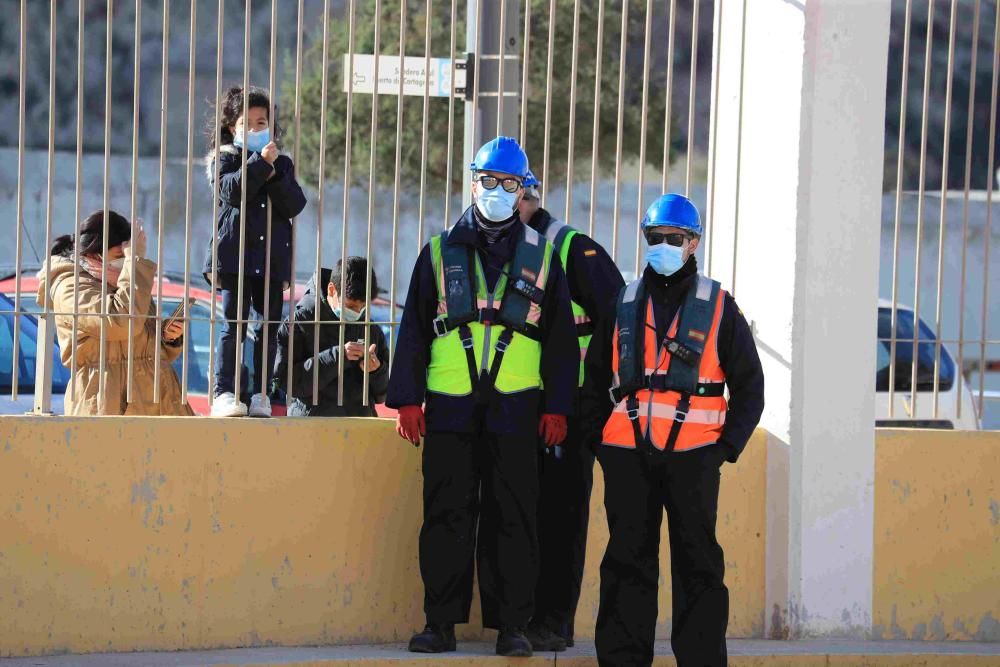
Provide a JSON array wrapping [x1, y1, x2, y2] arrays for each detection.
[[248, 393, 272, 418], [211, 392, 248, 417]]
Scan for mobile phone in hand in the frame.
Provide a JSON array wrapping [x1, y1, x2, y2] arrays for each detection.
[[163, 297, 197, 330]]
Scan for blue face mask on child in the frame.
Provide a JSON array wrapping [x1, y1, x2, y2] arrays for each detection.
[[234, 127, 270, 153], [645, 242, 686, 276]]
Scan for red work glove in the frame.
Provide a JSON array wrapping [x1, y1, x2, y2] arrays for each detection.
[[396, 405, 426, 446], [538, 413, 568, 447]]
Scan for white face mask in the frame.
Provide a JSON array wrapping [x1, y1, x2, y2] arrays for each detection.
[[338, 306, 363, 322]]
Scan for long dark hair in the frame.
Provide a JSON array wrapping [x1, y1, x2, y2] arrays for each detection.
[[206, 85, 281, 150], [50, 210, 131, 258]]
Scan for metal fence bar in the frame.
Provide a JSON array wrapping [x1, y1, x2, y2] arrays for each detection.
[[497, 0, 507, 136], [38, 0, 57, 414], [635, 0, 654, 275], [11, 0, 27, 401], [418, 0, 433, 254], [932, 0, 958, 419], [908, 0, 935, 417], [610, 0, 629, 264], [206, 0, 222, 407], [685, 0, 700, 196], [472, 0, 483, 161], [98, 0, 114, 405], [260, 0, 279, 407], [70, 0, 86, 404], [887, 0, 913, 418], [126, 0, 141, 405], [729, 0, 748, 298], [519, 0, 531, 146], [286, 0, 304, 401], [444, 0, 458, 230], [705, 0, 723, 277], [332, 0, 353, 406], [661, 0, 677, 192], [181, 0, 197, 403], [565, 0, 582, 224], [360, 0, 383, 407], [956, 0, 982, 422], [234, 0, 252, 404], [541, 0, 557, 207], [389, 0, 407, 371], [978, 2, 1000, 419], [587, 0, 605, 239], [154, 0, 172, 404]]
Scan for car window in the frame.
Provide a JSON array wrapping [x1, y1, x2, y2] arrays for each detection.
[[0, 303, 71, 393], [876, 307, 955, 392]]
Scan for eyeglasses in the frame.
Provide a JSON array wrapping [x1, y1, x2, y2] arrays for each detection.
[[645, 231, 691, 247], [475, 174, 522, 193]]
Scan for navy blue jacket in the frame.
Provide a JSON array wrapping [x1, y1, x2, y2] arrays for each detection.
[[524, 208, 624, 348], [387, 207, 578, 434], [581, 258, 765, 462], [201, 145, 307, 286]]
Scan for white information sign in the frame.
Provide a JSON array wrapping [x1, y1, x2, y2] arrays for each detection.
[[343, 54, 465, 97]]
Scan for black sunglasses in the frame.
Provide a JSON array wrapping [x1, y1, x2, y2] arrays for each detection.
[[645, 231, 691, 247], [476, 174, 522, 194]]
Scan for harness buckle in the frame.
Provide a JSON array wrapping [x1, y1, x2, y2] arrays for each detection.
[[626, 406, 639, 421], [477, 309, 493, 325], [495, 337, 510, 354], [673, 408, 688, 423], [609, 387, 619, 405], [432, 317, 448, 338], [461, 335, 475, 350]]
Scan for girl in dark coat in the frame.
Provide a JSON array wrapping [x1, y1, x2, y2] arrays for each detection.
[[203, 86, 307, 417]]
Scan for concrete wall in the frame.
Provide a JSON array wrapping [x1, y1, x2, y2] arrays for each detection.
[[0, 419, 996, 657], [872, 429, 1000, 642], [0, 417, 767, 658]]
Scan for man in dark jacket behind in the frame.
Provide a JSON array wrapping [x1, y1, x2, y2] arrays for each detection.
[[274, 257, 389, 417]]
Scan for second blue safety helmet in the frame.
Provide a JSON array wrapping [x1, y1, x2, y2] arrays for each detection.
[[469, 136, 530, 179], [641, 193, 703, 237]]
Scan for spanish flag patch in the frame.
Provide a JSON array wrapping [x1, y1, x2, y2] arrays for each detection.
[[688, 329, 707, 343], [584, 249, 597, 257]]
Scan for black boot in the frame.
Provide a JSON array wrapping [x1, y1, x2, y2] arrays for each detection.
[[496, 626, 533, 657], [525, 622, 567, 652], [557, 621, 575, 648], [408, 623, 456, 653]]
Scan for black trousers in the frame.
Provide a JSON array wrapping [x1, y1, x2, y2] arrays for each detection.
[[533, 420, 595, 639], [214, 273, 283, 397], [420, 428, 539, 629], [595, 445, 729, 667]]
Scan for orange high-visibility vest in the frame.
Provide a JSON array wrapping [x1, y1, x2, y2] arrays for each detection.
[[603, 275, 728, 453]]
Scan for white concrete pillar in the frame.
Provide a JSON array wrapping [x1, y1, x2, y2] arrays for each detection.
[[708, 0, 891, 638]]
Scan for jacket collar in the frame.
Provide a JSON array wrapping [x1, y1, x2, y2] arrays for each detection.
[[525, 208, 554, 236]]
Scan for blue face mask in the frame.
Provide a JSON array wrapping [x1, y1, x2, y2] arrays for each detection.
[[645, 242, 686, 276], [234, 127, 270, 153], [475, 186, 519, 222]]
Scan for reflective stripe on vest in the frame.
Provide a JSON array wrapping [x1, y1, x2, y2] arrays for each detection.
[[602, 274, 728, 452], [426, 226, 553, 396], [538, 216, 592, 387]]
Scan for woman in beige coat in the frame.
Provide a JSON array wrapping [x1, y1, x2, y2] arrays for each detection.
[[37, 210, 194, 416]]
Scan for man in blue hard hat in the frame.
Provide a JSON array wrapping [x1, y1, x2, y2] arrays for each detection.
[[581, 193, 764, 667], [387, 136, 578, 658], [516, 169, 624, 652]]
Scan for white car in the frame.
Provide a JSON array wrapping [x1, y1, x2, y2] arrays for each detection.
[[875, 299, 980, 430]]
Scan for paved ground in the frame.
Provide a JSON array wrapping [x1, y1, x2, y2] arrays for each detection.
[[1, 640, 999, 666]]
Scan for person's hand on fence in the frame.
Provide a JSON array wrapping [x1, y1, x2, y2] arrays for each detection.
[[123, 220, 147, 258], [261, 141, 279, 165]]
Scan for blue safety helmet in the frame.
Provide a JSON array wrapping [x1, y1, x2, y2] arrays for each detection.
[[469, 136, 530, 179], [640, 193, 703, 236], [523, 168, 540, 188]]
